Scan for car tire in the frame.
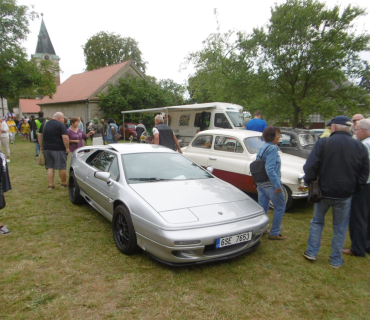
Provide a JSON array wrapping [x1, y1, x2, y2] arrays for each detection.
[[269, 185, 293, 211], [112, 205, 139, 255], [69, 172, 86, 205]]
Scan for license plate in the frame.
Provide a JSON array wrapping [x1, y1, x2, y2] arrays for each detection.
[[216, 232, 253, 248]]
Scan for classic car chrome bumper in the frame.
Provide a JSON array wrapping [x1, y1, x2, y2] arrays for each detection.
[[292, 192, 309, 199]]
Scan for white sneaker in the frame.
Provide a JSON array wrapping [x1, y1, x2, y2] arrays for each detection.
[[0, 226, 10, 234]]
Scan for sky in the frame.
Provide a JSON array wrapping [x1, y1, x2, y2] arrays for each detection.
[[18, 0, 370, 86]]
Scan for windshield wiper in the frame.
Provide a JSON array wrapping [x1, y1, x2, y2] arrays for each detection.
[[129, 177, 172, 182]]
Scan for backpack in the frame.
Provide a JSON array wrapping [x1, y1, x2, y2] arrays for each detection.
[[250, 146, 271, 183]]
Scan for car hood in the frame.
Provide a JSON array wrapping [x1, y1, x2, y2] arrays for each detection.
[[129, 179, 264, 224], [279, 152, 306, 173]]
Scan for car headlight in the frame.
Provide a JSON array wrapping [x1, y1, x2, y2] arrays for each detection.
[[298, 173, 305, 182]]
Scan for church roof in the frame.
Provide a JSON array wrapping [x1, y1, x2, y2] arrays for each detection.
[[19, 99, 41, 113], [35, 19, 56, 55], [38, 61, 138, 105]]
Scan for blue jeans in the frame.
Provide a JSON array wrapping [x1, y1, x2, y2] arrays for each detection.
[[306, 197, 352, 266], [257, 187, 286, 236], [34, 142, 40, 156]]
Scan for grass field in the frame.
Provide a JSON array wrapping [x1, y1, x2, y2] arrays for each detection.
[[1, 135, 369, 319]]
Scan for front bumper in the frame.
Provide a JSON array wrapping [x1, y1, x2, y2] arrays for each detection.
[[292, 191, 309, 199], [135, 213, 269, 265]]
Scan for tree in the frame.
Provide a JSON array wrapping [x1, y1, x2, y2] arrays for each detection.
[[241, 0, 370, 127], [360, 62, 370, 93], [98, 76, 186, 124], [83, 32, 147, 73], [185, 11, 257, 106], [0, 0, 59, 115]]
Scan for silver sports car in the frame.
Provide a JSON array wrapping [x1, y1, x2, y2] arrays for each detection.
[[69, 144, 269, 266]]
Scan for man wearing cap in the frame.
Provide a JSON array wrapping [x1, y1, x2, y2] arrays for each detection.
[[343, 119, 370, 257], [303, 116, 369, 268]]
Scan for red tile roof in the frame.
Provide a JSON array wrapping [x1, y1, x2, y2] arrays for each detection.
[[19, 99, 41, 113], [38, 61, 131, 105]]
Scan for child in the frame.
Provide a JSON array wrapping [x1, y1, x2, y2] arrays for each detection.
[[21, 119, 30, 141]]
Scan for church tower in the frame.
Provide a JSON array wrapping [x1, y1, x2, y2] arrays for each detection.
[[31, 14, 61, 85]]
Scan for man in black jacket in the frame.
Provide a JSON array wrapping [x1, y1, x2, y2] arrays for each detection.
[[303, 116, 369, 268], [153, 115, 182, 153]]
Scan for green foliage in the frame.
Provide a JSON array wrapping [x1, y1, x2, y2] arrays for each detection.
[[360, 62, 370, 92], [0, 0, 58, 100], [83, 31, 147, 73], [98, 76, 186, 124], [244, 0, 370, 126], [186, 1, 370, 127]]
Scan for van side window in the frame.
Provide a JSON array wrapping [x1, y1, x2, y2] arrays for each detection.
[[191, 135, 213, 149], [194, 112, 211, 129], [214, 113, 231, 128]]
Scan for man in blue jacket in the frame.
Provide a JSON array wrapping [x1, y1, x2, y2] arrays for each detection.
[[303, 116, 369, 268]]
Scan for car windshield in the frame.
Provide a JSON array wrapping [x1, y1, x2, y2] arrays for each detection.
[[298, 132, 317, 146], [244, 136, 264, 153], [122, 153, 213, 184], [226, 112, 244, 127], [128, 124, 135, 129]]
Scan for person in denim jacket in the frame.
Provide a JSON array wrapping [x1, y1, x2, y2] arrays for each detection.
[[106, 118, 119, 144], [256, 126, 286, 240]]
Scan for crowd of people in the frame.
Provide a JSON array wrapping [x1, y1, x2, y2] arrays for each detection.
[[1, 110, 370, 270]]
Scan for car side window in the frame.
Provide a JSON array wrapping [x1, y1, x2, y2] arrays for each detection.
[[191, 135, 213, 149], [279, 133, 296, 147], [108, 156, 120, 181], [214, 136, 240, 153], [214, 113, 231, 128], [244, 136, 264, 154], [86, 150, 105, 166], [93, 152, 116, 172]]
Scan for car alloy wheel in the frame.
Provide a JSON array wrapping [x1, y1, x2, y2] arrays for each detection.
[[112, 205, 138, 255]]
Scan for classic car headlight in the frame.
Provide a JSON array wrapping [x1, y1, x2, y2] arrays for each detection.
[[174, 240, 201, 246], [298, 173, 305, 182]]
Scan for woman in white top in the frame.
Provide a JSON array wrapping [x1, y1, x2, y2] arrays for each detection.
[[0, 118, 10, 162]]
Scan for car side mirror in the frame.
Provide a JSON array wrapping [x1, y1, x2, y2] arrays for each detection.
[[94, 171, 113, 186], [291, 139, 297, 147], [206, 166, 214, 173]]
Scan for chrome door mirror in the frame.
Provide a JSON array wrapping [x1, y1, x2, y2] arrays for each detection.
[[94, 171, 113, 186], [206, 166, 214, 173]]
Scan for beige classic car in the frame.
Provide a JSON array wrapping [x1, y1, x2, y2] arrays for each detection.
[[182, 129, 308, 210]]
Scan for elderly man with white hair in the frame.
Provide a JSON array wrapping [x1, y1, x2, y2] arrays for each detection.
[[153, 114, 182, 153], [343, 119, 370, 257], [302, 116, 369, 268], [38, 112, 70, 190]]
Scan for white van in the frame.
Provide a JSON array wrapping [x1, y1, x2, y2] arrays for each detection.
[[121, 102, 248, 145]]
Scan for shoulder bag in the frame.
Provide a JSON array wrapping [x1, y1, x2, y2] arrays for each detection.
[[114, 125, 122, 141], [250, 145, 271, 183], [308, 138, 329, 203]]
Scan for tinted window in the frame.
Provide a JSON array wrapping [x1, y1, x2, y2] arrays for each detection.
[[191, 135, 213, 149], [214, 113, 231, 128], [94, 152, 116, 172], [244, 136, 264, 154]]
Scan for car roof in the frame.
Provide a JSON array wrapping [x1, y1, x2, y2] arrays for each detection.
[[79, 144, 175, 155], [280, 127, 311, 133], [196, 129, 262, 138]]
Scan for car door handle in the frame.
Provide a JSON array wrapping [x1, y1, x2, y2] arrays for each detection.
[[209, 157, 217, 160]]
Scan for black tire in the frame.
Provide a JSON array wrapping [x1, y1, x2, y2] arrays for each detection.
[[69, 172, 85, 205], [112, 205, 138, 255], [269, 185, 293, 211]]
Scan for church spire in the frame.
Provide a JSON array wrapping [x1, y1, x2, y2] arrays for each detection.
[[35, 15, 56, 55]]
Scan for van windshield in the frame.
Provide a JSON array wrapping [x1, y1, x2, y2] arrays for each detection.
[[226, 112, 244, 127]]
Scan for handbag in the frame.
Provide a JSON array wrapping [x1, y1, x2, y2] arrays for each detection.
[[35, 152, 45, 166], [307, 137, 329, 203], [114, 130, 122, 141], [250, 146, 271, 183]]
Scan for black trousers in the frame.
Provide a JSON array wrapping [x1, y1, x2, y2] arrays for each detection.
[[349, 184, 370, 256]]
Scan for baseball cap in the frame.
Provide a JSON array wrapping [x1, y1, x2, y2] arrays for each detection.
[[330, 116, 352, 126]]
